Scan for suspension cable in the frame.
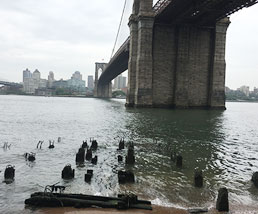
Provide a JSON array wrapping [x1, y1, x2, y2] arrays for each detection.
[[110, 0, 127, 59]]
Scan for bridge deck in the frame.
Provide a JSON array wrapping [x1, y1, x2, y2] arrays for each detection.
[[98, 0, 258, 86]]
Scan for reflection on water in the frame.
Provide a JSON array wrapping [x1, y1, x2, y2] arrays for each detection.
[[0, 95, 258, 213]]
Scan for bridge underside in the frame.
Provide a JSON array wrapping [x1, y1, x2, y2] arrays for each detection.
[[155, 0, 258, 25]]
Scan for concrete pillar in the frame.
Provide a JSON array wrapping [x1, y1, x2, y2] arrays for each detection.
[[126, 0, 139, 107], [208, 18, 230, 109], [134, 0, 154, 107]]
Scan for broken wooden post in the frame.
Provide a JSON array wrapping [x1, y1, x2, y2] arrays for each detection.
[[4, 165, 15, 180], [86, 148, 92, 161], [251, 172, 258, 188], [118, 170, 135, 184], [176, 155, 182, 168], [216, 188, 229, 212], [85, 170, 93, 182], [118, 155, 123, 162], [126, 142, 135, 165], [91, 156, 98, 164], [81, 141, 88, 149], [194, 170, 203, 187], [118, 138, 125, 150], [62, 164, 75, 179], [90, 140, 98, 150], [76, 148, 85, 163], [48, 140, 55, 149]]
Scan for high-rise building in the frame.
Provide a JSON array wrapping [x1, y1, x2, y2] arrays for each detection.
[[122, 76, 127, 88], [114, 75, 126, 89], [72, 71, 82, 80], [23, 68, 32, 82], [88, 75, 94, 90], [67, 71, 85, 90], [48, 71, 55, 88], [237, 85, 250, 96]]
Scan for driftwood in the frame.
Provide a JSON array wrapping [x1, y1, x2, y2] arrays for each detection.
[[25, 192, 152, 210]]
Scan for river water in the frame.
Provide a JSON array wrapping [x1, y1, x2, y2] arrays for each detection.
[[0, 95, 258, 213]]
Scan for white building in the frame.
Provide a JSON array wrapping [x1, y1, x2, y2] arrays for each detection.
[[23, 68, 48, 94], [114, 75, 127, 89], [237, 85, 250, 96]]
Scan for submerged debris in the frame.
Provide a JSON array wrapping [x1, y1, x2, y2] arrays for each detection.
[[24, 152, 36, 162], [25, 188, 152, 210]]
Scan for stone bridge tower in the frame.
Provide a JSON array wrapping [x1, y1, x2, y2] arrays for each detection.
[[126, 0, 230, 109], [94, 62, 112, 98]]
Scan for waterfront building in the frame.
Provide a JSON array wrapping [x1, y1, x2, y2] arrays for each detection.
[[53, 79, 68, 88], [88, 75, 94, 90], [67, 71, 85, 90], [237, 85, 250, 97]]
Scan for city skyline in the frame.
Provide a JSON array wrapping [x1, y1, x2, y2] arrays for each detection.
[[0, 1, 257, 90]]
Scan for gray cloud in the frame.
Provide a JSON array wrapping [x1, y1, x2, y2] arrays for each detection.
[[0, 0, 257, 90]]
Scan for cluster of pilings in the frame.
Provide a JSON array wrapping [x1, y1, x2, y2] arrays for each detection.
[[74, 138, 99, 183], [117, 139, 136, 184]]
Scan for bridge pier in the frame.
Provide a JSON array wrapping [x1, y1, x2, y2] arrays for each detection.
[[126, 0, 230, 109], [94, 62, 112, 98], [126, 0, 139, 107]]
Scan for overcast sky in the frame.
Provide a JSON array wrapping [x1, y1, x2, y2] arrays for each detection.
[[0, 0, 257, 90]]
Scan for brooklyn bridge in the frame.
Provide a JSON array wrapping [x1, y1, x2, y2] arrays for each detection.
[[94, 0, 258, 109]]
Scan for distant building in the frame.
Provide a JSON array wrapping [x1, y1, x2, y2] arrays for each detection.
[[23, 68, 32, 82], [48, 71, 55, 88], [113, 75, 127, 89], [23, 68, 34, 94], [67, 71, 85, 90], [254, 87, 258, 94], [88, 75, 94, 90], [53, 79, 68, 88], [237, 85, 250, 96], [122, 76, 127, 88]]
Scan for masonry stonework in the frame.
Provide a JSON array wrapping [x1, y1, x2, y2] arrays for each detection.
[[126, 0, 230, 109]]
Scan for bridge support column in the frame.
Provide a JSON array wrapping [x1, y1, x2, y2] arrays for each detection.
[[208, 18, 230, 109], [134, 0, 154, 107], [97, 82, 112, 98], [94, 62, 111, 98], [126, 0, 139, 107]]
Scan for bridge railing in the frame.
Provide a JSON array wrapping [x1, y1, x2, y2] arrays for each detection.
[[153, 0, 172, 15]]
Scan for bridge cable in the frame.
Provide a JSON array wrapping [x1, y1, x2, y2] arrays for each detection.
[[110, 0, 127, 59]]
